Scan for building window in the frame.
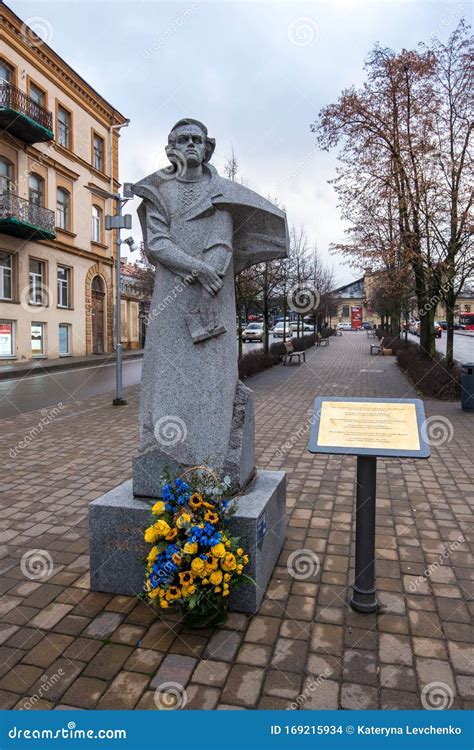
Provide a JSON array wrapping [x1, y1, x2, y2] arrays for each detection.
[[29, 173, 44, 206], [31, 323, 45, 356], [29, 82, 45, 107], [29, 259, 45, 305], [465, 305, 471, 313], [93, 134, 104, 171], [0, 252, 12, 300], [57, 266, 70, 308], [0, 320, 14, 357], [0, 60, 13, 83], [57, 106, 71, 148], [0, 157, 13, 195], [59, 324, 70, 355], [92, 205, 102, 243], [342, 304, 350, 317], [56, 187, 70, 230]]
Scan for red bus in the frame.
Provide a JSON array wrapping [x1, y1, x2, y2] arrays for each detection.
[[459, 312, 474, 330]]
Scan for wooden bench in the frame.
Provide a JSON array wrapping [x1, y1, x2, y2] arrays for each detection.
[[282, 340, 306, 365], [315, 334, 329, 347], [370, 344, 383, 355]]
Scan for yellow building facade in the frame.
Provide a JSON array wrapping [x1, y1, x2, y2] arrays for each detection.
[[0, 3, 127, 362]]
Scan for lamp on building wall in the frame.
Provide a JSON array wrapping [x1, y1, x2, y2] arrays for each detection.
[[85, 183, 134, 406]]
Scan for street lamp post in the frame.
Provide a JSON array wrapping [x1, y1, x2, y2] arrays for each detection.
[[86, 183, 134, 406], [105, 198, 132, 405]]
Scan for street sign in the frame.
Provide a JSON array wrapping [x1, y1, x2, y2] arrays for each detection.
[[308, 396, 431, 613]]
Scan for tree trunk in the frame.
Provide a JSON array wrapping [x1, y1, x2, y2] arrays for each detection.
[[445, 294, 455, 369]]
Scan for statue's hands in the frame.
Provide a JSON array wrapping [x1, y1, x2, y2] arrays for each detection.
[[197, 263, 225, 296]]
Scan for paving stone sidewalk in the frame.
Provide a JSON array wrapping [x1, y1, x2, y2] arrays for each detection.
[[0, 332, 472, 710]]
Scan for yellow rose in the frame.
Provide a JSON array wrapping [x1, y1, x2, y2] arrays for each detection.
[[211, 543, 226, 559], [224, 573, 231, 582], [210, 570, 223, 585], [183, 541, 198, 555], [149, 588, 160, 600], [151, 501, 166, 515], [222, 589, 230, 597], [153, 519, 171, 538], [191, 557, 206, 575], [221, 553, 237, 571], [237, 548, 244, 556], [176, 513, 191, 529], [160, 599, 169, 608], [144, 525, 159, 544], [147, 546, 159, 562]]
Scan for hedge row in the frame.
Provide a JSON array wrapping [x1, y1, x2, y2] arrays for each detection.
[[376, 332, 461, 400], [238, 329, 335, 380], [396, 342, 461, 400]]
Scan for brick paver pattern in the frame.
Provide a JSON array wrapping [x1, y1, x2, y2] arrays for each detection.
[[0, 333, 472, 710]]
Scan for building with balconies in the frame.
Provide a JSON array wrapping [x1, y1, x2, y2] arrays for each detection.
[[0, 3, 128, 362]]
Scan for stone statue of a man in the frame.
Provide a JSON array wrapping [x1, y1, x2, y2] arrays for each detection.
[[132, 119, 288, 497]]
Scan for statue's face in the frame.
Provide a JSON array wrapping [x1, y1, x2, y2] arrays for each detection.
[[171, 124, 207, 168]]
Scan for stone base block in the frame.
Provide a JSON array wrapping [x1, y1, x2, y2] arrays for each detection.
[[89, 470, 287, 613]]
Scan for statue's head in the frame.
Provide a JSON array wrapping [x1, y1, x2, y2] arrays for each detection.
[[166, 118, 215, 170]]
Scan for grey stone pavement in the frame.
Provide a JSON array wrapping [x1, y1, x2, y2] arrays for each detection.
[[0, 332, 472, 710]]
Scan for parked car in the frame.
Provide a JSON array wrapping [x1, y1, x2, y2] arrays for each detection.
[[242, 322, 264, 342], [361, 322, 373, 330], [302, 323, 315, 333], [273, 322, 293, 338], [434, 321, 442, 338], [440, 321, 462, 331], [337, 322, 352, 331]]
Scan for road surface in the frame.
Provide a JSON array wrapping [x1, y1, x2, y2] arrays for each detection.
[[405, 331, 473, 365]]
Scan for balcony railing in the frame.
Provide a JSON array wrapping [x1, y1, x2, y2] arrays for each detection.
[[0, 193, 56, 241], [0, 82, 54, 143]]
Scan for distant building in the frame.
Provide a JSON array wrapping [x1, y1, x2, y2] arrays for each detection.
[[120, 259, 153, 350], [0, 3, 128, 362], [332, 273, 380, 327], [333, 271, 473, 327]]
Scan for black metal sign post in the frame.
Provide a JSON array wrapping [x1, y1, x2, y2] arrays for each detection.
[[308, 397, 430, 614], [351, 455, 377, 612]]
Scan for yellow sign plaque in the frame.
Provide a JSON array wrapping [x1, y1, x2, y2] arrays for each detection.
[[318, 400, 420, 452]]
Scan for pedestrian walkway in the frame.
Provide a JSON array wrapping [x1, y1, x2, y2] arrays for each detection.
[[0, 333, 471, 710]]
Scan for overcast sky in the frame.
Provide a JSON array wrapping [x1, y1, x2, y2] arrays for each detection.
[[12, 0, 471, 285]]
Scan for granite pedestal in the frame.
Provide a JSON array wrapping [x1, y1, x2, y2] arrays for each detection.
[[89, 470, 286, 614]]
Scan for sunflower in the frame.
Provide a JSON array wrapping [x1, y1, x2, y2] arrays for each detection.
[[204, 511, 219, 524], [189, 493, 203, 510], [166, 586, 181, 601], [179, 571, 194, 585]]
